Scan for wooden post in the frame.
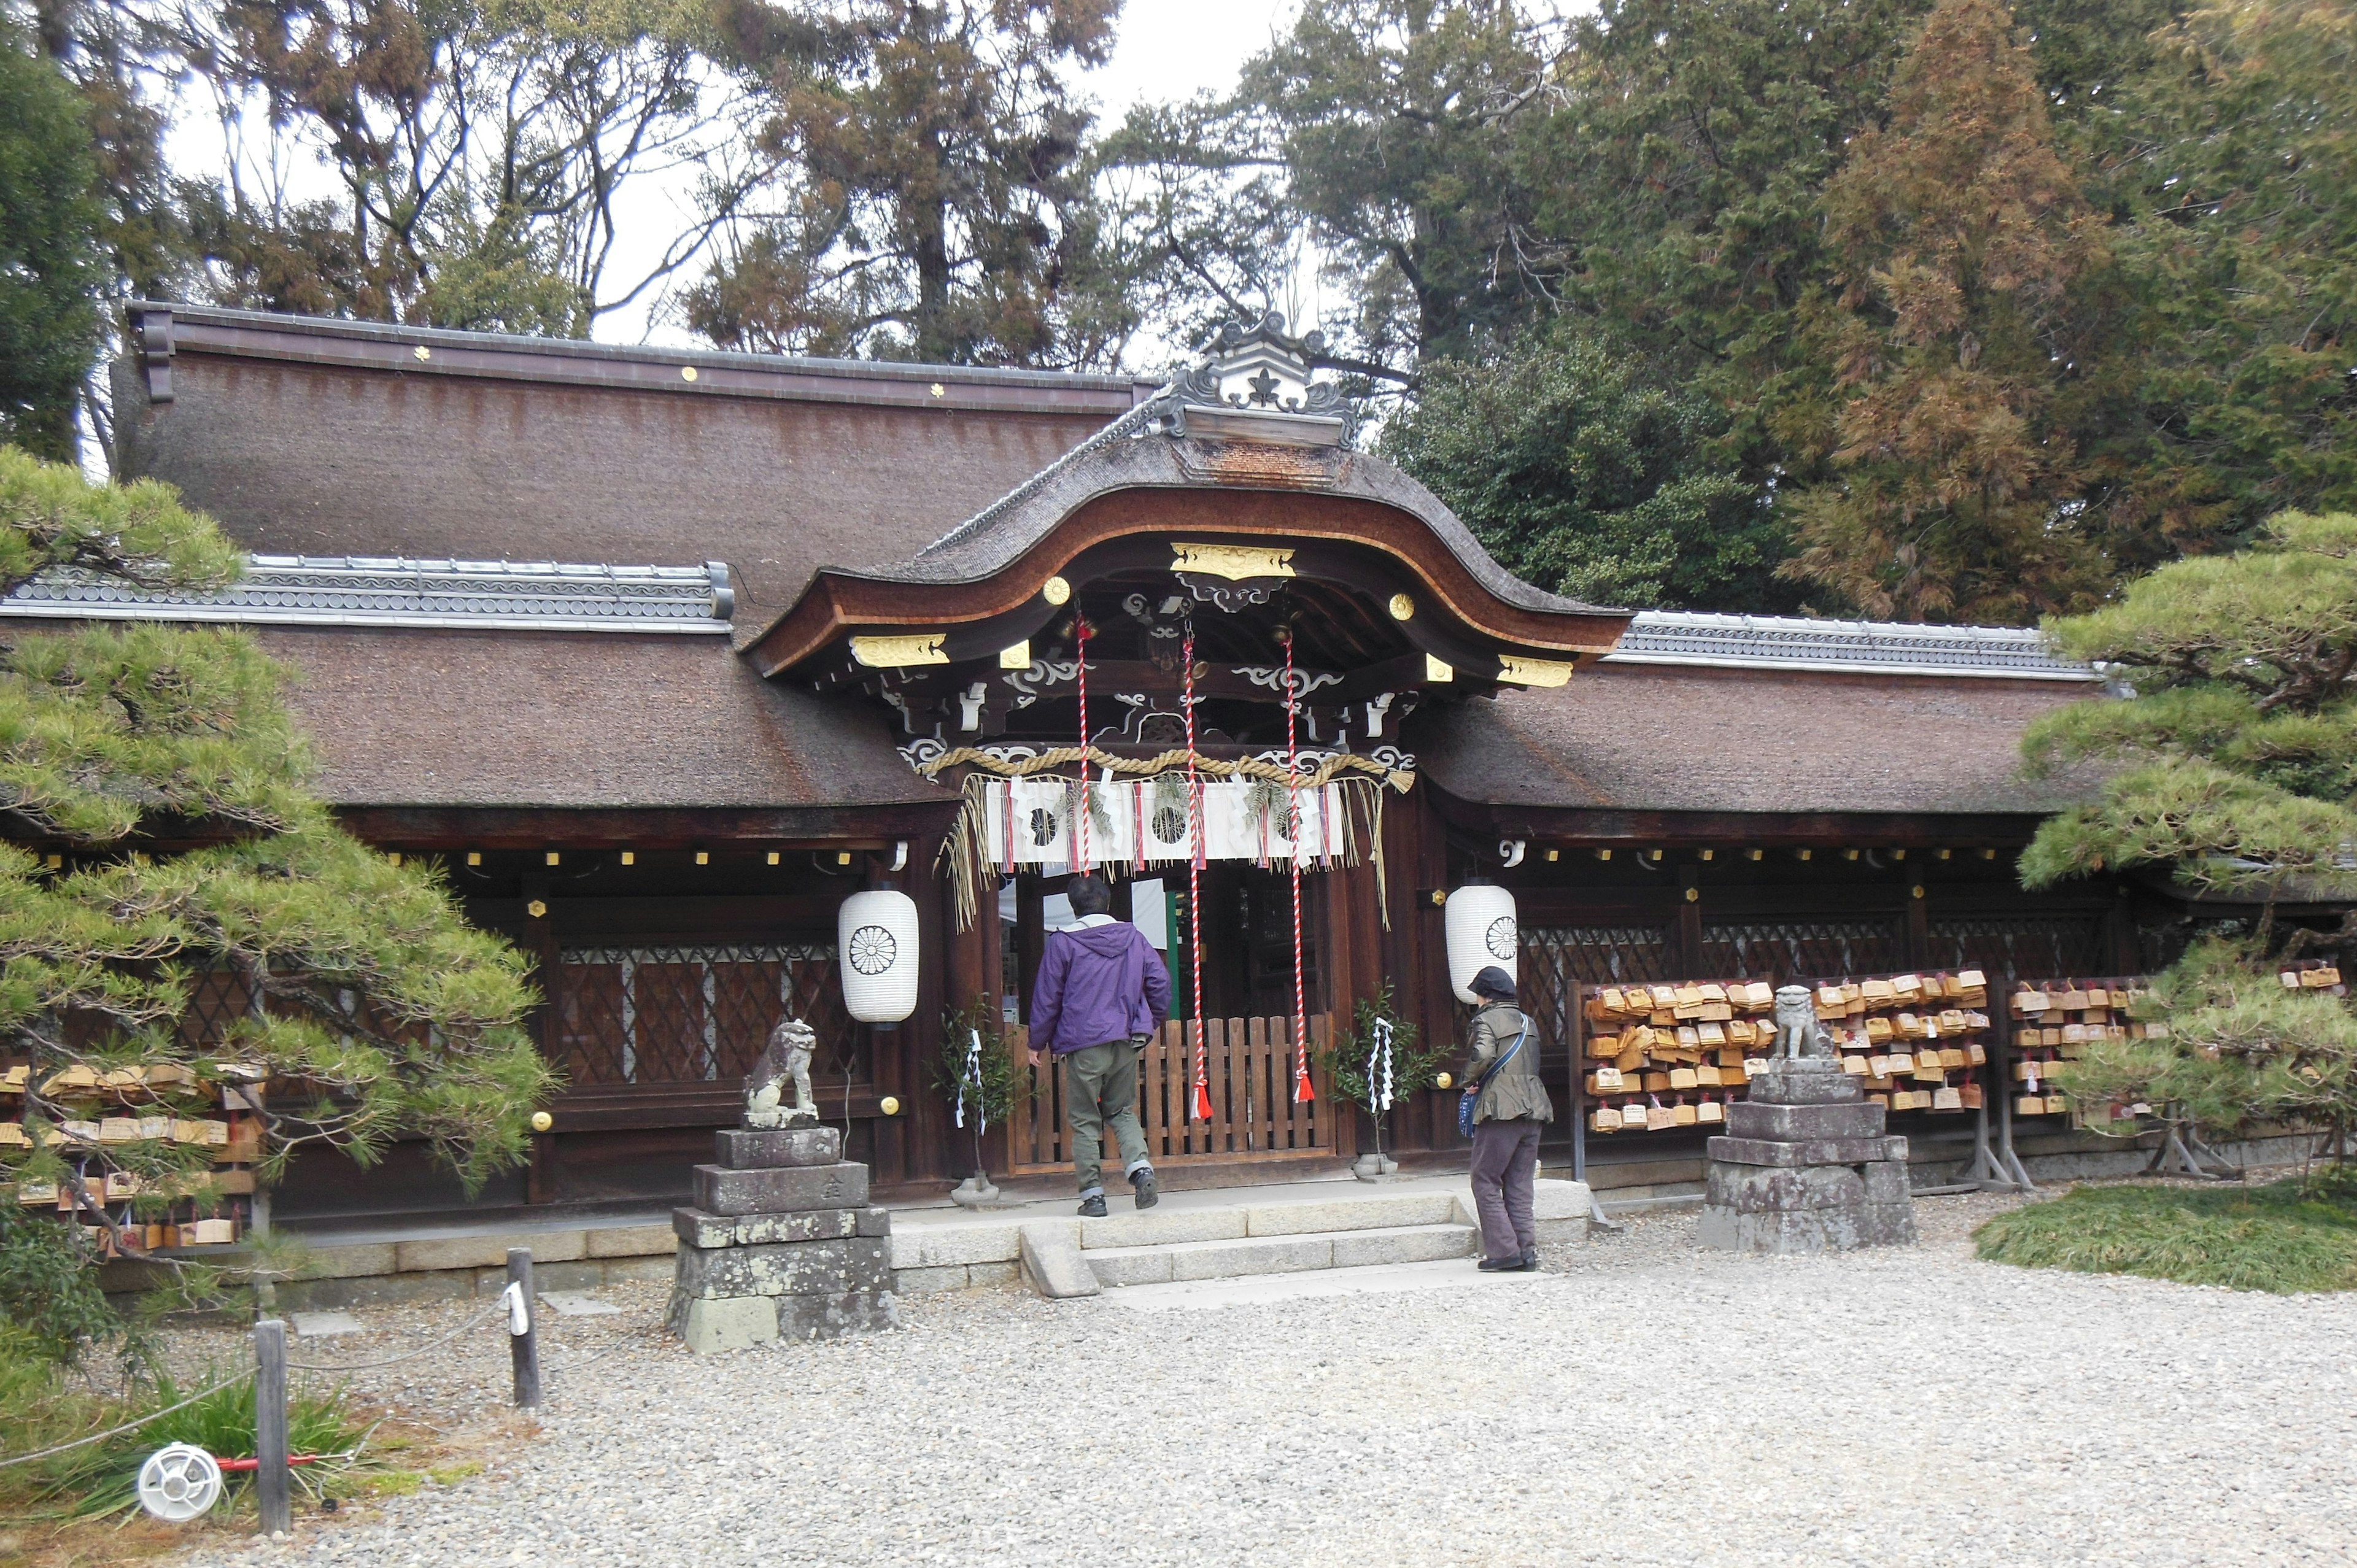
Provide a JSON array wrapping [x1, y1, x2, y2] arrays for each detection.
[[506, 1248, 542, 1410], [253, 1318, 290, 1535]]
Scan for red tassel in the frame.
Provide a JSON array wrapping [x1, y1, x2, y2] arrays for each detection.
[[1193, 1077, 1213, 1122], [1293, 1065, 1315, 1104]]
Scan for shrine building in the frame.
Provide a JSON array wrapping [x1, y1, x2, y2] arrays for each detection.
[[3, 303, 2288, 1226]]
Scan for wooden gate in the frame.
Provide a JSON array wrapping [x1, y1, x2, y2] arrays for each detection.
[[1006, 1014, 1336, 1175]]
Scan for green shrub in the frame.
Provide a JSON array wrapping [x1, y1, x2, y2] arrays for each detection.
[[0, 1201, 120, 1367], [1975, 1180, 2357, 1293]]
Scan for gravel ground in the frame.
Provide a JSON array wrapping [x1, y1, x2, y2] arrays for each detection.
[[161, 1191, 2357, 1568]]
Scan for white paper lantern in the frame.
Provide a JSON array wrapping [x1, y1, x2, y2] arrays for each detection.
[[838, 890, 921, 1023], [1444, 883, 1519, 1005]]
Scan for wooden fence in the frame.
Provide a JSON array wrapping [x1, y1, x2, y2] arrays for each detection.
[[1006, 1014, 1336, 1175]]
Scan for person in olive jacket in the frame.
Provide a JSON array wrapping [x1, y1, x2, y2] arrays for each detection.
[[1462, 965, 1553, 1270]]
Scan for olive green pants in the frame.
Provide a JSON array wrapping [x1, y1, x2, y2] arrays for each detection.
[[1063, 1040, 1151, 1197]]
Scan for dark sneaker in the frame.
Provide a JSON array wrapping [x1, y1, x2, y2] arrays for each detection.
[[1477, 1254, 1519, 1272], [1078, 1195, 1108, 1218], [1130, 1168, 1159, 1209], [1517, 1249, 1542, 1272]]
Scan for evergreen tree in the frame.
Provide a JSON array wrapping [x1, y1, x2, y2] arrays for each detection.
[[2097, 0, 2357, 560], [1780, 0, 2115, 623], [687, 0, 1128, 366], [0, 24, 107, 460], [0, 448, 548, 1254], [1235, 0, 1553, 374], [1381, 324, 1777, 609], [2022, 510, 2357, 1157], [1530, 0, 1933, 495]]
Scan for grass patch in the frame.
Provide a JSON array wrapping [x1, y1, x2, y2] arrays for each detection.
[[1975, 1178, 2357, 1292]]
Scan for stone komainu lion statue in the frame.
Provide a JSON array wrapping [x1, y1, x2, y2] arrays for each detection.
[[1771, 984, 1837, 1060], [744, 1016, 819, 1127]]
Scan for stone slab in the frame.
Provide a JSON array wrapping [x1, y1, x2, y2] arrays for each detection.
[[395, 1229, 586, 1273], [1706, 1135, 1908, 1167], [584, 1223, 677, 1259], [969, 1260, 1019, 1289], [1082, 1207, 1250, 1248], [775, 1289, 899, 1340], [1170, 1234, 1332, 1282], [714, 1124, 843, 1170], [300, 1243, 400, 1281], [1697, 1194, 1920, 1253], [1706, 1162, 1867, 1214], [893, 1264, 977, 1295], [1530, 1180, 1593, 1224], [1018, 1222, 1101, 1299], [1243, 1194, 1457, 1237], [692, 1162, 869, 1217], [672, 1236, 892, 1299], [1745, 1064, 1867, 1106], [537, 1290, 623, 1317], [1863, 1159, 1913, 1204], [889, 1219, 1028, 1270], [668, 1293, 778, 1353], [673, 1205, 862, 1251], [1102, 1257, 1552, 1313], [1725, 1100, 1886, 1141], [1329, 1223, 1477, 1269], [1088, 1247, 1175, 1288], [288, 1310, 362, 1338], [602, 1254, 679, 1286]]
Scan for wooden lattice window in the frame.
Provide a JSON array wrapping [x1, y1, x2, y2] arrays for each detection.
[[1520, 925, 1676, 1048], [552, 944, 862, 1089], [1699, 919, 1910, 983], [1925, 917, 2108, 984]]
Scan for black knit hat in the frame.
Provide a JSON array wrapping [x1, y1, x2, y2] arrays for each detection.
[[1470, 965, 1517, 1002]]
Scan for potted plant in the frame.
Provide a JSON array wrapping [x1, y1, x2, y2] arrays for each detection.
[[1318, 986, 1449, 1180], [932, 997, 1029, 1207]]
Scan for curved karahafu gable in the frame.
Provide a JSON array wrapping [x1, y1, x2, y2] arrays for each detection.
[[745, 323, 1632, 708]]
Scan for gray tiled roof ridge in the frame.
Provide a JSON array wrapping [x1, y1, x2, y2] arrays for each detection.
[[131, 300, 1158, 395], [1, 554, 734, 633], [1608, 609, 2094, 680]]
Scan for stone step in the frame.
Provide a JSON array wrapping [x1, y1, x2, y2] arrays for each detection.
[[1074, 1188, 1464, 1251], [1083, 1222, 1479, 1288]]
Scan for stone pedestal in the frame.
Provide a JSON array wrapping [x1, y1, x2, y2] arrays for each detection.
[[1697, 1060, 1919, 1253], [665, 1123, 899, 1353]]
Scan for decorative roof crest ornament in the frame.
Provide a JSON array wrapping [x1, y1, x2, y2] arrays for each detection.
[[1160, 314, 1347, 449]]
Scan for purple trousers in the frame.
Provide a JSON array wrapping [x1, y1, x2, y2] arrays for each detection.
[[1469, 1118, 1543, 1260]]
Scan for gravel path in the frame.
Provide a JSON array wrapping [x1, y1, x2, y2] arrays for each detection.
[[166, 1192, 2357, 1568]]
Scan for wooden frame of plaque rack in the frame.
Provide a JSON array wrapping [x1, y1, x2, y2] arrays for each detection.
[[1566, 970, 2037, 1197]]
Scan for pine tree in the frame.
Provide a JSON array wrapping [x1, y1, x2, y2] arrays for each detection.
[[1781, 0, 2115, 623], [2021, 509, 2357, 1158], [0, 449, 547, 1268]]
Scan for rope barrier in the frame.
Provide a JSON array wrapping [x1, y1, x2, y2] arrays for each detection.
[[0, 1369, 257, 1469], [282, 1299, 506, 1373]]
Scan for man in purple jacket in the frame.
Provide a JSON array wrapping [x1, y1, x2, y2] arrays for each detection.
[[1028, 873, 1171, 1216]]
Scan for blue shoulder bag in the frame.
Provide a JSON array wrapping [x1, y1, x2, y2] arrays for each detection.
[[1458, 1018, 1531, 1139]]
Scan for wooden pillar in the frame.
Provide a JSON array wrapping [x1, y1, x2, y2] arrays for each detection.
[[1677, 863, 1703, 972], [521, 869, 558, 1204], [1906, 875, 1931, 968], [1015, 878, 1045, 1022]]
